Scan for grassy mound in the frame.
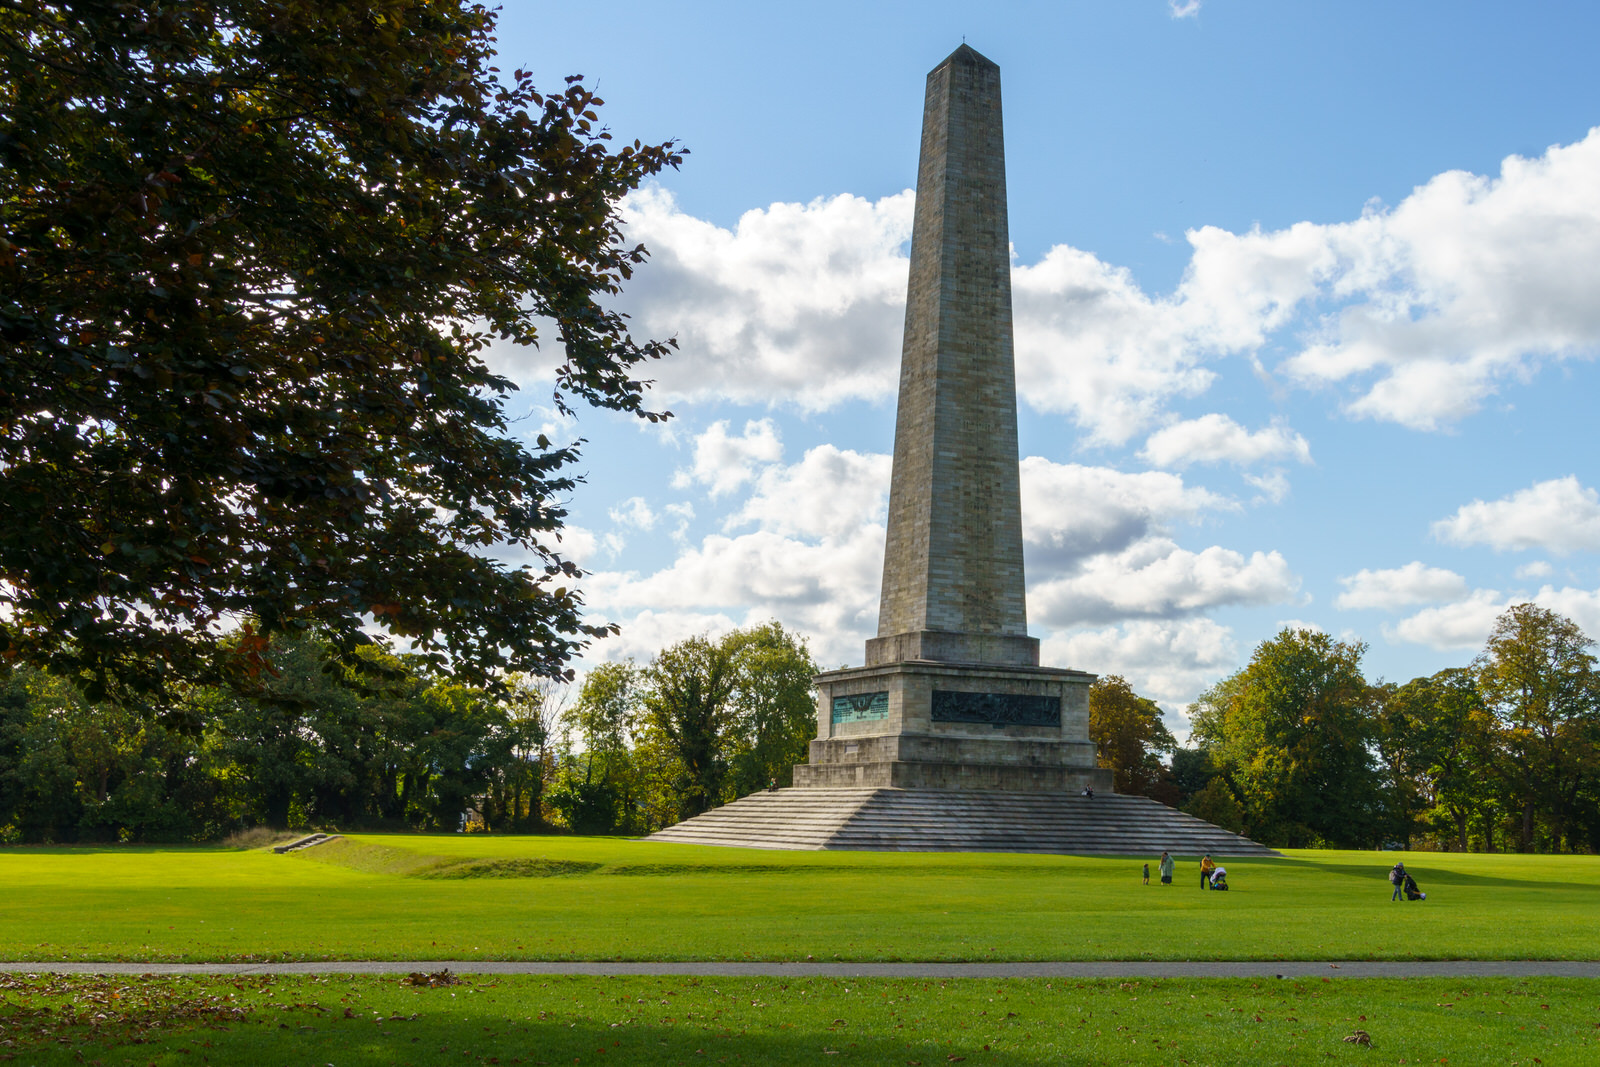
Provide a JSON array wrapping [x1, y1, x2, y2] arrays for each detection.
[[296, 838, 600, 879]]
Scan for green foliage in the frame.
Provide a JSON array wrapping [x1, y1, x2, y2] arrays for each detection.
[[1473, 603, 1600, 852], [1088, 674, 1177, 798], [0, 631, 557, 841], [1193, 628, 1381, 848], [0, 0, 684, 703], [641, 622, 819, 821]]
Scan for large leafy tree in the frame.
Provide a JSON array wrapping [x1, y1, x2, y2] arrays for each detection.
[[1192, 628, 1381, 848], [1474, 604, 1600, 852], [1087, 674, 1176, 798], [0, 1, 682, 703], [641, 622, 818, 822]]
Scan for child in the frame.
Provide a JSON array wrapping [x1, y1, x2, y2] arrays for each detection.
[[1142, 862, 1150, 885]]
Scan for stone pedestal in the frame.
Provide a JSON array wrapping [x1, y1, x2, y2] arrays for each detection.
[[794, 660, 1111, 793]]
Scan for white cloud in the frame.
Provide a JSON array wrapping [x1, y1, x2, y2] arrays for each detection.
[[583, 526, 884, 667], [608, 496, 657, 530], [1031, 538, 1299, 627], [584, 444, 892, 667], [610, 187, 913, 410], [1432, 476, 1600, 554], [1516, 560, 1554, 579], [1011, 247, 1220, 445], [727, 445, 892, 541], [1019, 457, 1233, 575], [1140, 414, 1312, 469], [1169, 0, 1201, 17], [1278, 130, 1600, 427], [1388, 589, 1513, 650], [1043, 618, 1237, 710], [1388, 584, 1600, 650], [1243, 469, 1291, 504], [673, 419, 785, 498], [1334, 562, 1470, 611], [484, 127, 1600, 445]]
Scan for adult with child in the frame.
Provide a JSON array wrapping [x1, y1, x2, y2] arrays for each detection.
[[1389, 861, 1406, 902], [1158, 850, 1174, 885]]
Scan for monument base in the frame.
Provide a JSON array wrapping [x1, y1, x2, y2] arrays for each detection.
[[798, 659, 1112, 795]]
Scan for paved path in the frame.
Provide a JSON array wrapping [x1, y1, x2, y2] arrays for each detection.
[[2, 961, 1596, 979]]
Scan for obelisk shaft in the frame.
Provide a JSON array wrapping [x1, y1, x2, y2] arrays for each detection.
[[869, 45, 1036, 669]]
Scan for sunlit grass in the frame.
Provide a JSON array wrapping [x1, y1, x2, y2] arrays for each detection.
[[2, 835, 1597, 962]]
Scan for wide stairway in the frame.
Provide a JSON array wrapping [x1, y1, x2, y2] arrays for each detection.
[[646, 788, 1277, 857]]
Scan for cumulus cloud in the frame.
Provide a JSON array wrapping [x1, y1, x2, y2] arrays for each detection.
[[608, 496, 657, 530], [1019, 457, 1233, 575], [610, 187, 912, 410], [1516, 560, 1554, 579], [1030, 538, 1299, 627], [1277, 130, 1600, 427], [583, 444, 893, 667], [727, 445, 892, 541], [1043, 617, 1238, 711], [1389, 584, 1600, 650], [485, 127, 1600, 444], [1335, 562, 1470, 611], [582, 527, 884, 667], [1433, 476, 1600, 554], [673, 419, 784, 498], [1140, 414, 1312, 469]]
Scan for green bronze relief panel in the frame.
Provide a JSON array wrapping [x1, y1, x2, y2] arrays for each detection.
[[831, 691, 889, 725]]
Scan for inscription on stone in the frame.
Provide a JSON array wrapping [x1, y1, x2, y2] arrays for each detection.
[[832, 691, 889, 725], [931, 691, 1060, 728]]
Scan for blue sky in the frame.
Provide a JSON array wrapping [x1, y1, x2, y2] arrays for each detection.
[[482, 1, 1600, 733]]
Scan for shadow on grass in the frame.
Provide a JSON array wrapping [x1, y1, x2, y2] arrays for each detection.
[[30, 1014, 1064, 1067], [1272, 855, 1600, 892]]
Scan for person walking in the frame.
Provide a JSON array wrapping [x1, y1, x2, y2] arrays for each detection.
[[1158, 850, 1174, 885], [1200, 853, 1216, 890], [1389, 861, 1406, 902], [1142, 861, 1150, 885]]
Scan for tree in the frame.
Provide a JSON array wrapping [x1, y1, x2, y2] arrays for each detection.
[[0, 1, 684, 704], [1192, 628, 1381, 848], [724, 623, 820, 794], [1087, 675, 1176, 797], [1473, 604, 1600, 852], [642, 636, 739, 821], [1379, 668, 1495, 851], [549, 661, 639, 834], [641, 623, 819, 822]]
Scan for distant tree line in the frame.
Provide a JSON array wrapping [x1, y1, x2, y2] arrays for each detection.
[[8, 601, 1596, 852], [1093, 603, 1600, 854], [0, 622, 815, 844]]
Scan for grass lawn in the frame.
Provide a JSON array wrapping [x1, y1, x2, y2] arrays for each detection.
[[2, 834, 1598, 962], [3, 972, 1598, 1065]]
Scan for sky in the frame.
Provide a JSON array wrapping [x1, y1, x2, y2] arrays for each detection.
[[479, 1, 1600, 736]]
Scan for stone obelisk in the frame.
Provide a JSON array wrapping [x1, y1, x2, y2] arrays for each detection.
[[793, 45, 1109, 794], [872, 43, 1033, 670]]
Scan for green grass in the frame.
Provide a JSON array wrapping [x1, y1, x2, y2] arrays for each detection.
[[4, 972, 1599, 1065], [2, 834, 1598, 962]]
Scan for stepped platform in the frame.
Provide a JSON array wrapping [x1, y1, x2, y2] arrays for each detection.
[[645, 788, 1277, 856]]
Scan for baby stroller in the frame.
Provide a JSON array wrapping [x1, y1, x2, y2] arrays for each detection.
[[1209, 866, 1229, 891], [1403, 872, 1426, 901]]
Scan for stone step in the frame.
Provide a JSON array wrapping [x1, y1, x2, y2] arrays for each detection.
[[646, 789, 1276, 856]]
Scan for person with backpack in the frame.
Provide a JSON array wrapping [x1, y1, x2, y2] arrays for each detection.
[[1388, 861, 1406, 901]]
